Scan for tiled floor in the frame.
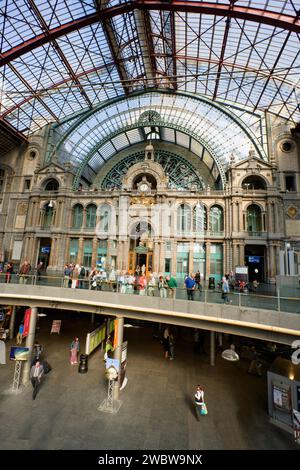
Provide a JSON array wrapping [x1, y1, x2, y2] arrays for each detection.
[[0, 310, 298, 450]]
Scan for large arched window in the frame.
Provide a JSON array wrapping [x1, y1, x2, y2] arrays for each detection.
[[247, 204, 262, 232], [42, 202, 54, 228], [193, 204, 207, 233], [177, 204, 191, 233], [209, 205, 224, 232], [242, 175, 266, 190], [72, 204, 83, 229], [86, 204, 97, 229], [99, 204, 110, 232], [44, 178, 59, 191]]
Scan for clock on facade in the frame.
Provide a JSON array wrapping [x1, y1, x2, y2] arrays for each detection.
[[140, 182, 149, 192]]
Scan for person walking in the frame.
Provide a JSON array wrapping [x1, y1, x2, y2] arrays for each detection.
[[158, 275, 168, 298], [70, 337, 80, 365], [18, 260, 31, 284], [32, 341, 43, 364], [30, 360, 44, 400], [5, 261, 13, 283], [16, 323, 24, 344], [36, 261, 43, 281], [166, 275, 177, 299], [163, 326, 170, 358], [194, 385, 206, 420], [185, 274, 196, 300], [104, 335, 114, 361], [169, 331, 175, 360], [221, 276, 232, 304]]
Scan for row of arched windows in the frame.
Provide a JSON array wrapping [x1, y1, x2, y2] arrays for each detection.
[[72, 204, 110, 231], [177, 204, 224, 233], [177, 203, 264, 233], [42, 201, 264, 234]]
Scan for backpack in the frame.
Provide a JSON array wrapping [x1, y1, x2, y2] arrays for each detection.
[[80, 267, 86, 277]]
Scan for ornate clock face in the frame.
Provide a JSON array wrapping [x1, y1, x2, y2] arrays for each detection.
[[140, 183, 149, 192]]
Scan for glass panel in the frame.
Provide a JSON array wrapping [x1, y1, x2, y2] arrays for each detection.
[[72, 204, 83, 229], [69, 238, 78, 264], [83, 239, 92, 267], [86, 204, 97, 229], [210, 206, 224, 232]]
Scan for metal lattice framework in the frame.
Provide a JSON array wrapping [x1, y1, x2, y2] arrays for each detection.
[[52, 90, 267, 189], [101, 149, 206, 190], [0, 0, 299, 140]]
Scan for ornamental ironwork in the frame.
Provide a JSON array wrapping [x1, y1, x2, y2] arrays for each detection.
[[101, 150, 205, 191]]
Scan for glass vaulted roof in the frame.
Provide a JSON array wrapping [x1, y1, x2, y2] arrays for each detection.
[[53, 90, 267, 187], [0, 0, 299, 138]]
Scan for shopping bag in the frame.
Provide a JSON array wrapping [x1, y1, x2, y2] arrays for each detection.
[[200, 403, 208, 415]]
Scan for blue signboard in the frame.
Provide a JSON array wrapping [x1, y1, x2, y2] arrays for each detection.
[[248, 256, 260, 263]]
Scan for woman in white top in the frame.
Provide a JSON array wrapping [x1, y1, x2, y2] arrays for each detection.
[[194, 385, 205, 420]]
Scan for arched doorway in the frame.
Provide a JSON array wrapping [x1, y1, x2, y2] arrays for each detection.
[[128, 222, 153, 276]]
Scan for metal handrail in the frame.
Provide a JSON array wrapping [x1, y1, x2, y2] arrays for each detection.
[[0, 272, 299, 314]]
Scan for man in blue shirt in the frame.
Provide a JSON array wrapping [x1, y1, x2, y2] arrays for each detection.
[[185, 274, 196, 301]]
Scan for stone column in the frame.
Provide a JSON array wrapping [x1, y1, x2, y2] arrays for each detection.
[[239, 243, 245, 266], [232, 242, 239, 268], [117, 241, 123, 271], [269, 243, 276, 281], [77, 237, 84, 265], [48, 238, 56, 268], [92, 237, 98, 268], [122, 240, 128, 271], [159, 241, 165, 273], [153, 240, 160, 273], [22, 307, 38, 385], [65, 237, 70, 264], [267, 201, 273, 234], [223, 242, 227, 274], [171, 240, 177, 276], [205, 241, 211, 280]]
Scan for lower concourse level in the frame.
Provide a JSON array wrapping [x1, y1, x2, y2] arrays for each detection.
[[0, 309, 298, 450]]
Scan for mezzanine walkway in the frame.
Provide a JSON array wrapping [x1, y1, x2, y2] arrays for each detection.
[[0, 282, 300, 345]]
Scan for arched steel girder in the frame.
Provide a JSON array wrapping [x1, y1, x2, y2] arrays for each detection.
[[1, 1, 299, 67], [50, 89, 267, 167], [71, 123, 226, 190]]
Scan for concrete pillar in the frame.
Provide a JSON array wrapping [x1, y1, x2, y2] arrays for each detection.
[[9, 305, 17, 340], [113, 316, 124, 400], [22, 307, 38, 385], [210, 330, 215, 366]]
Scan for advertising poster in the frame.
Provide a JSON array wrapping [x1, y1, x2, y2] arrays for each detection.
[[50, 320, 62, 334], [9, 347, 29, 361], [120, 341, 128, 390], [23, 308, 31, 338], [85, 324, 106, 355]]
